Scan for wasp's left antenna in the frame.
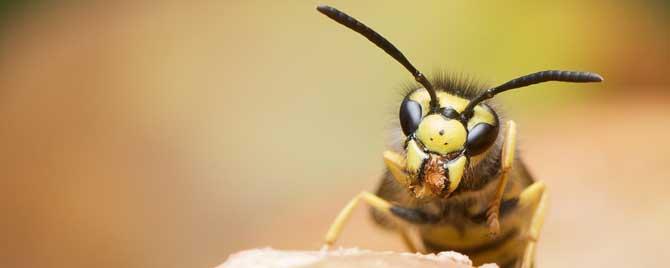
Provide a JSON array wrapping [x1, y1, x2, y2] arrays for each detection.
[[317, 5, 439, 111]]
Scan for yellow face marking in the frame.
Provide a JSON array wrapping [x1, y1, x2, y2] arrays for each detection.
[[440, 93, 470, 112], [467, 104, 496, 129], [407, 88, 497, 130], [446, 155, 467, 194], [407, 89, 431, 117], [405, 139, 428, 174], [416, 114, 466, 155], [408, 89, 470, 116]]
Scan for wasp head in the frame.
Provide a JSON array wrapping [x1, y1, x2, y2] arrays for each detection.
[[316, 4, 603, 200], [399, 88, 499, 199]]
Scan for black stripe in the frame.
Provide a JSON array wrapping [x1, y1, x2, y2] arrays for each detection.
[[470, 197, 519, 224], [390, 206, 441, 224]]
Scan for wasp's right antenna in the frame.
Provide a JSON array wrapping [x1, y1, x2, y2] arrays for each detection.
[[461, 70, 604, 120], [316, 5, 439, 112]]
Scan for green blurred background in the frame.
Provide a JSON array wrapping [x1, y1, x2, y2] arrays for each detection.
[[1, 1, 668, 267]]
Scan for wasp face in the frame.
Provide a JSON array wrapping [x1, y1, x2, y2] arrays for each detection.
[[317, 2, 603, 202], [398, 88, 499, 199]]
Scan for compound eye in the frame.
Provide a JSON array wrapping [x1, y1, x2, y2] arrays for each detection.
[[465, 123, 499, 156], [399, 98, 422, 136]]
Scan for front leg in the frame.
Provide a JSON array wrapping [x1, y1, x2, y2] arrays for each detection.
[[324, 191, 439, 247], [486, 120, 517, 236]]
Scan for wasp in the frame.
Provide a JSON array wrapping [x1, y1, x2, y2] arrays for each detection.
[[316, 5, 603, 268]]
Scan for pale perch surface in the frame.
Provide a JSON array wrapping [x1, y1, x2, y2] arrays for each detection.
[[219, 248, 498, 268]]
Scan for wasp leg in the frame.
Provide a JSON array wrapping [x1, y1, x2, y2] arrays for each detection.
[[383, 150, 410, 186], [487, 120, 517, 236], [518, 181, 547, 268], [324, 191, 390, 246], [324, 191, 438, 247]]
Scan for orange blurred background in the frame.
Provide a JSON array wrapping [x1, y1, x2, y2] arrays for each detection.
[[1, 1, 668, 267]]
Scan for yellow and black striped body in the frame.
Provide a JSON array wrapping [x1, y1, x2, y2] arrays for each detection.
[[372, 76, 537, 268], [315, 5, 600, 268], [374, 161, 535, 267]]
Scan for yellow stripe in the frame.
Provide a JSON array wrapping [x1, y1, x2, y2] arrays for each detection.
[[423, 225, 525, 266]]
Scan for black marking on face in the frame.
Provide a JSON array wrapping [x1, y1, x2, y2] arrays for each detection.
[[465, 122, 499, 156], [440, 107, 460, 119], [399, 97, 422, 136], [438, 129, 445, 136]]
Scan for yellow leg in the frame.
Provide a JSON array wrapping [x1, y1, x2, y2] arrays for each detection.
[[324, 191, 392, 246], [487, 120, 517, 236], [517, 181, 547, 268]]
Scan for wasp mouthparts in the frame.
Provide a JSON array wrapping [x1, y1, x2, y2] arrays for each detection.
[[423, 155, 450, 197]]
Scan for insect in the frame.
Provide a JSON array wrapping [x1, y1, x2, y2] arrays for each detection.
[[316, 5, 603, 268]]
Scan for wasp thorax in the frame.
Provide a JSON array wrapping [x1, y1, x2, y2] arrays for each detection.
[[416, 114, 466, 155]]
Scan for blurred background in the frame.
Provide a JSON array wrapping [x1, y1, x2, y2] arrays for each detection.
[[1, 1, 668, 267]]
